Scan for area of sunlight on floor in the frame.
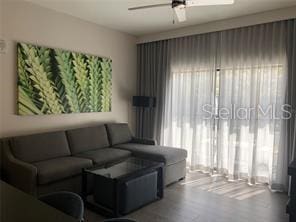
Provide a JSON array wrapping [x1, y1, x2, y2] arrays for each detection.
[[181, 170, 268, 201]]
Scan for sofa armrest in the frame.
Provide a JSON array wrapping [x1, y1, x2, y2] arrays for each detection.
[[2, 140, 38, 195], [131, 137, 156, 145]]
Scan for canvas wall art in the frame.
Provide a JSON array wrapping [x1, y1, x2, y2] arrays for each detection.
[[17, 43, 112, 115]]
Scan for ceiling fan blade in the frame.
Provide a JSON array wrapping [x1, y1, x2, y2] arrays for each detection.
[[128, 3, 171, 11], [186, 0, 234, 7], [174, 7, 186, 22]]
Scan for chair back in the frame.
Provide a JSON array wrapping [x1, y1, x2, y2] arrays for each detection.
[[39, 191, 84, 221]]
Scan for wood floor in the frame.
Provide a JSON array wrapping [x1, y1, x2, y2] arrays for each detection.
[[85, 171, 289, 222]]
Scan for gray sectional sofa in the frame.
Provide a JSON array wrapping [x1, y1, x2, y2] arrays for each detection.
[[1, 123, 187, 196]]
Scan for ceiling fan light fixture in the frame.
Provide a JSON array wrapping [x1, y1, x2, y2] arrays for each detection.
[[173, 7, 186, 22], [176, 4, 186, 9]]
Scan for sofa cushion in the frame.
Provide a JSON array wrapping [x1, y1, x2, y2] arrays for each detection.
[[66, 125, 109, 154], [33, 157, 92, 185], [11, 131, 70, 163], [75, 148, 131, 166], [105, 123, 133, 146], [113, 143, 187, 165]]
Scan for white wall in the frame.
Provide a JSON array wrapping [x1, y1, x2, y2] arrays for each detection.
[[0, 0, 137, 137], [137, 6, 296, 43]]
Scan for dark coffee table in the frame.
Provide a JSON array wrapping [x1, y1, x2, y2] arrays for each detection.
[[81, 157, 164, 217]]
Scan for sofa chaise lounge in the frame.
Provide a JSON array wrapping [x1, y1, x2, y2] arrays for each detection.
[[1, 123, 187, 196]]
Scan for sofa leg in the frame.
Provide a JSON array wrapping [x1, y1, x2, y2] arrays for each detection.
[[165, 177, 186, 187]]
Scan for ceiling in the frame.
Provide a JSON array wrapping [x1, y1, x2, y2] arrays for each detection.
[[24, 0, 296, 36]]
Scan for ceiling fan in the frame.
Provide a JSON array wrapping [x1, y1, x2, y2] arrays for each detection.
[[128, 0, 234, 23]]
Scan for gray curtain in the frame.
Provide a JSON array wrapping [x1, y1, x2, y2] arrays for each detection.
[[137, 19, 296, 166], [161, 33, 218, 171], [287, 19, 296, 163], [217, 21, 288, 190], [136, 40, 170, 142]]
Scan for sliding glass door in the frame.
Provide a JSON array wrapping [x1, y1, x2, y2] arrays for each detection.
[[161, 21, 289, 190]]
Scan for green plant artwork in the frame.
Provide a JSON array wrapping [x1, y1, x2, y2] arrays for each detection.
[[17, 43, 112, 115]]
